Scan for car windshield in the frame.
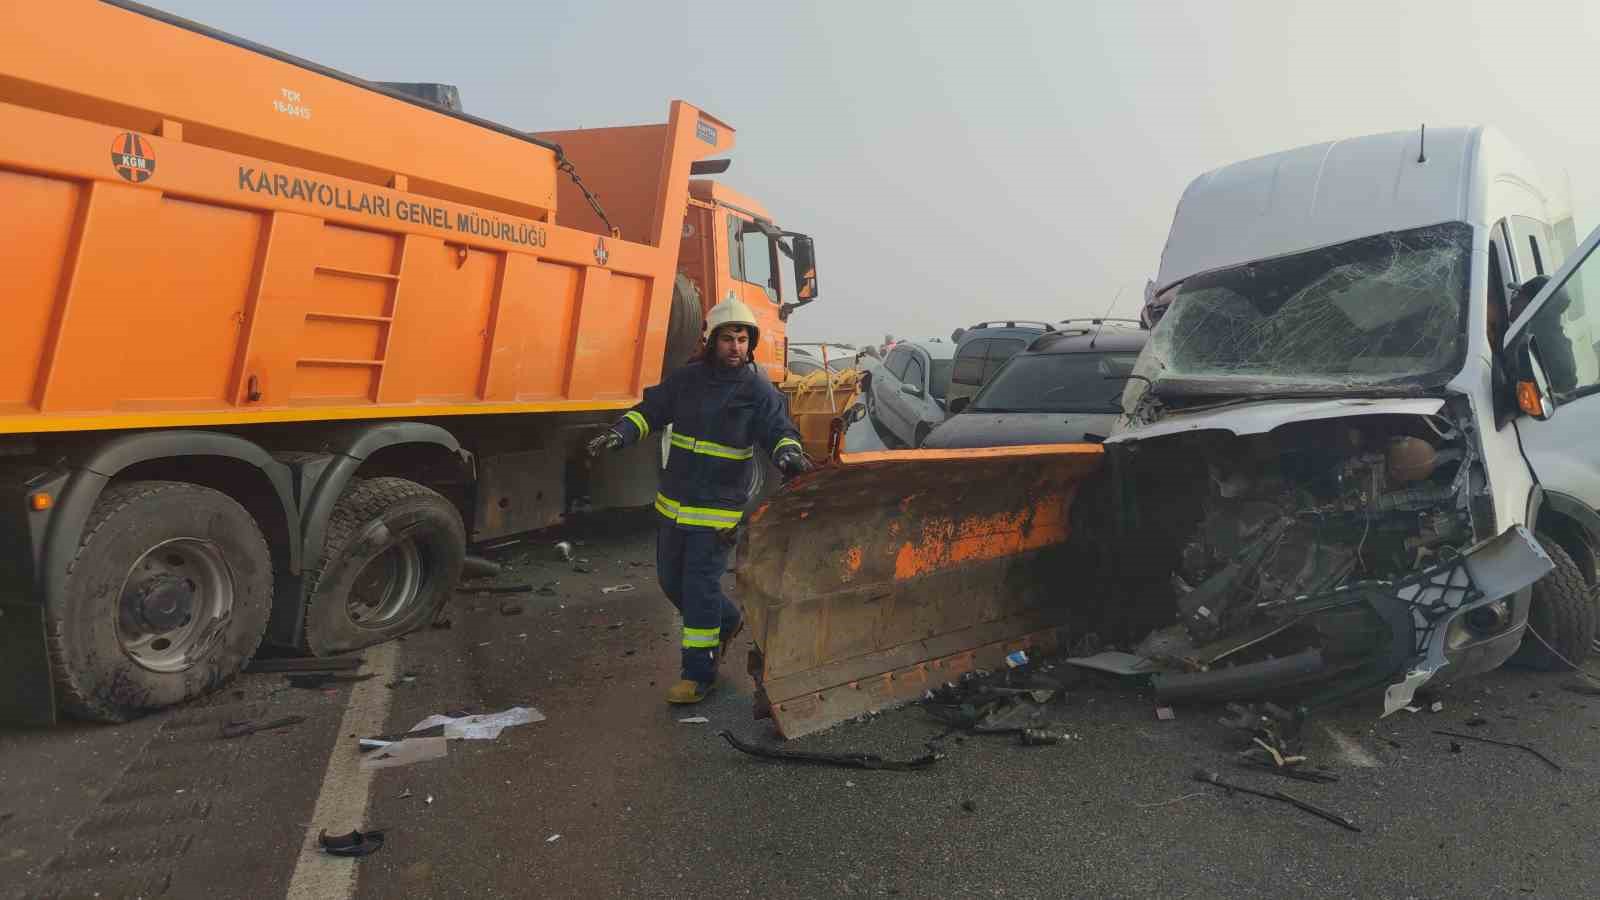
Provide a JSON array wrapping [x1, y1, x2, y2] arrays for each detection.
[[1127, 222, 1472, 407], [972, 352, 1139, 413], [930, 359, 954, 400]]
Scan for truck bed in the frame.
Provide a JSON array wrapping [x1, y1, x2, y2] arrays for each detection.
[[0, 1, 731, 434]]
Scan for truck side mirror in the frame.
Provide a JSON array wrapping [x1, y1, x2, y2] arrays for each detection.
[[791, 234, 818, 301], [1515, 337, 1556, 421]]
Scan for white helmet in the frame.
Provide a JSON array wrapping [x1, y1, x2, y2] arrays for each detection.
[[705, 293, 761, 352]]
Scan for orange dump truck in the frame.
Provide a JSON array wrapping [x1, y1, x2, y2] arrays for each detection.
[[0, 0, 820, 724]]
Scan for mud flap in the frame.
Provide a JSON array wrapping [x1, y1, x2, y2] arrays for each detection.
[[0, 601, 57, 727], [736, 444, 1105, 738]]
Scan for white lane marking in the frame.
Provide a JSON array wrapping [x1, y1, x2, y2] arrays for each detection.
[[1322, 724, 1382, 768], [285, 642, 400, 900]]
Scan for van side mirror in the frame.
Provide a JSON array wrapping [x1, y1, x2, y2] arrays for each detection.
[[1515, 336, 1556, 420], [900, 382, 923, 398], [949, 396, 970, 415]]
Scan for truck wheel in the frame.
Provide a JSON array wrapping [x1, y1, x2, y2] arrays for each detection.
[[303, 477, 465, 655], [662, 274, 703, 374], [1510, 533, 1597, 671], [47, 481, 273, 722]]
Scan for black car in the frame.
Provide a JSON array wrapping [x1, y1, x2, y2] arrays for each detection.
[[921, 324, 1147, 449]]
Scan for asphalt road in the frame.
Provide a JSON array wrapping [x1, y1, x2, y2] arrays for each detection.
[[5, 497, 1600, 898]]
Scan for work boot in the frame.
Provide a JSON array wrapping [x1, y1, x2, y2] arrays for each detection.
[[666, 679, 715, 705]]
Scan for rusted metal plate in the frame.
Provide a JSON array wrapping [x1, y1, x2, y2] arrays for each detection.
[[737, 444, 1104, 738]]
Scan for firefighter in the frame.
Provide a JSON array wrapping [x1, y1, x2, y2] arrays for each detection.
[[587, 296, 811, 703]]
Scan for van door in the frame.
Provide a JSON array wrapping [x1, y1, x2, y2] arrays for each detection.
[[1507, 222, 1600, 513]]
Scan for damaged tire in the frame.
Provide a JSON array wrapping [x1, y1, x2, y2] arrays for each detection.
[[303, 477, 465, 655], [1510, 533, 1597, 671], [47, 481, 273, 722]]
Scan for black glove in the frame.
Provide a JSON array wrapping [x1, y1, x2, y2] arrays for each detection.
[[773, 445, 812, 478], [718, 524, 741, 548], [586, 429, 623, 458]]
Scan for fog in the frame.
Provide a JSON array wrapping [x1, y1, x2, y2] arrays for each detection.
[[155, 0, 1600, 348]]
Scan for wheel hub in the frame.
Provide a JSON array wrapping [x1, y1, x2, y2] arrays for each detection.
[[133, 573, 195, 631], [115, 537, 235, 673]]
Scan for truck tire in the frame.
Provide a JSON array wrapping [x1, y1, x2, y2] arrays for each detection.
[[663, 274, 703, 374], [303, 477, 466, 655], [1510, 533, 1597, 671], [47, 481, 273, 722]]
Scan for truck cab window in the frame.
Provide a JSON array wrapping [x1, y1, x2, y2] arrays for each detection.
[[741, 224, 778, 302]]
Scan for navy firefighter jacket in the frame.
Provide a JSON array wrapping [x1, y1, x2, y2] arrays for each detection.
[[613, 360, 802, 530]]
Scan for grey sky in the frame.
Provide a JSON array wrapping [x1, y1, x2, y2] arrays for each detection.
[[154, 0, 1600, 347]]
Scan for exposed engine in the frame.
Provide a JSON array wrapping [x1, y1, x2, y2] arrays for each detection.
[[1116, 411, 1495, 707], [1171, 415, 1474, 644]]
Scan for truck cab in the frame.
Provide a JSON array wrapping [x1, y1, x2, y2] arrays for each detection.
[[678, 181, 818, 383]]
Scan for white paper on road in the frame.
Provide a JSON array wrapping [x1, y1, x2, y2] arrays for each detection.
[[411, 706, 546, 740], [359, 736, 448, 770]]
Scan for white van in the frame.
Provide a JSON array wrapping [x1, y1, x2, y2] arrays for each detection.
[[1109, 127, 1597, 714]]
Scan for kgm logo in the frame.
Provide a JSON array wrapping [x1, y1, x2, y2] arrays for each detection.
[[111, 132, 156, 183]]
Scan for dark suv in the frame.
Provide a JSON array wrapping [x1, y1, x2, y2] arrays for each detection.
[[923, 322, 1148, 449]]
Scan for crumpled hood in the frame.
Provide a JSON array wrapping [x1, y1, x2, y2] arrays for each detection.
[[1107, 397, 1447, 444]]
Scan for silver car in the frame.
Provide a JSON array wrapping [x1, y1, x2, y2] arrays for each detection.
[[863, 340, 955, 447]]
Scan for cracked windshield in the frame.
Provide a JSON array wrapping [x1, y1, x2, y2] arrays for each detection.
[[1130, 221, 1472, 405]]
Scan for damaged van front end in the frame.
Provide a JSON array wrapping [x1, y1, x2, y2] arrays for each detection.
[[1109, 220, 1551, 715]]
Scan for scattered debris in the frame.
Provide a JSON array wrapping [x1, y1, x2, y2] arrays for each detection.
[[1192, 769, 1359, 832], [1464, 716, 1488, 727], [1029, 689, 1057, 704], [425, 794, 434, 806], [555, 541, 574, 562], [461, 555, 505, 579], [546, 833, 562, 843], [1135, 792, 1206, 809], [398, 789, 414, 800], [1064, 651, 1158, 676], [1433, 730, 1561, 771], [1235, 759, 1338, 783], [1005, 650, 1028, 669], [244, 657, 362, 674], [285, 673, 377, 690], [1562, 681, 1600, 697], [1450, 741, 1463, 753], [573, 565, 594, 574], [360, 737, 449, 770], [220, 715, 305, 739], [960, 799, 977, 814], [319, 828, 385, 858], [601, 584, 636, 594], [1018, 728, 1071, 746], [386, 673, 419, 689], [411, 707, 545, 740], [537, 582, 559, 596], [1220, 703, 1304, 769], [678, 716, 710, 725], [1430, 701, 1445, 713], [1155, 706, 1176, 721], [719, 731, 942, 771], [455, 583, 535, 595], [499, 601, 524, 616], [431, 616, 453, 630]]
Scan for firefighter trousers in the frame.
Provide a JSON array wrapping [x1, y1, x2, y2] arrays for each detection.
[[656, 521, 742, 684]]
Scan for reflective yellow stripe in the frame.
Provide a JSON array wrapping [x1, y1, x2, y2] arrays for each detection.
[[624, 411, 650, 439], [669, 431, 754, 461], [654, 493, 743, 530], [774, 437, 802, 454], [683, 626, 721, 649]]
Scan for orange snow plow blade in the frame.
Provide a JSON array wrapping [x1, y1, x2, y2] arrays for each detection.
[[736, 444, 1106, 738]]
